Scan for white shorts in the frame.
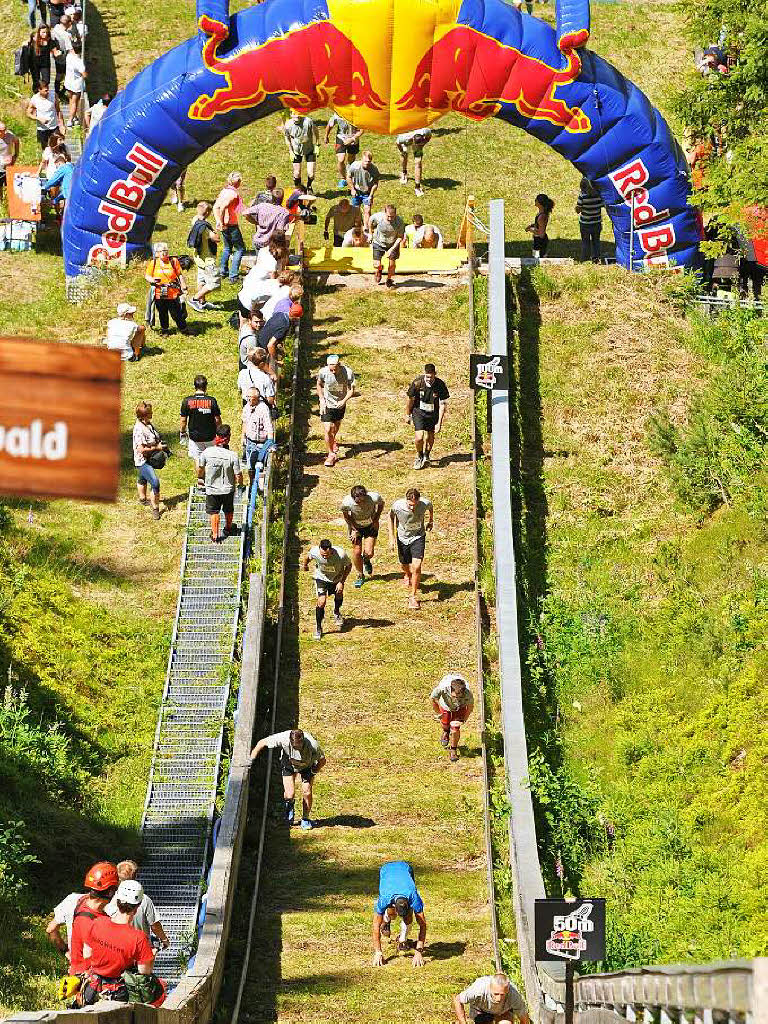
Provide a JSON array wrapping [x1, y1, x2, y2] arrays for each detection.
[[196, 260, 221, 292], [188, 438, 213, 461]]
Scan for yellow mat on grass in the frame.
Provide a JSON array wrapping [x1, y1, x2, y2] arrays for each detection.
[[304, 245, 468, 274]]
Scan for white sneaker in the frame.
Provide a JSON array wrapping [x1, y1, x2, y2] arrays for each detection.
[[313, 628, 322, 640], [414, 186, 424, 197], [399, 172, 407, 184], [176, 202, 184, 212], [333, 612, 344, 627], [413, 456, 424, 470]]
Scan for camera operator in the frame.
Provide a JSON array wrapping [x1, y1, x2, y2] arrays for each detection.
[[144, 242, 190, 335]]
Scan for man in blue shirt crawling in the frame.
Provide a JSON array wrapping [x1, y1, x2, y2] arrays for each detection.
[[371, 861, 427, 968]]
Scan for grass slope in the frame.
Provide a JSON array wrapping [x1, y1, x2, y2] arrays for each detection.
[[232, 279, 493, 1023]]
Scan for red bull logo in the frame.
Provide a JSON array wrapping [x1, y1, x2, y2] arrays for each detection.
[[397, 26, 590, 133], [189, 16, 385, 120]]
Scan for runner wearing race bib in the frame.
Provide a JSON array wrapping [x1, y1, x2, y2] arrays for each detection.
[[301, 539, 352, 640], [316, 354, 356, 467], [388, 487, 433, 610], [341, 485, 385, 587], [325, 113, 363, 188], [280, 112, 319, 193], [406, 362, 450, 469]]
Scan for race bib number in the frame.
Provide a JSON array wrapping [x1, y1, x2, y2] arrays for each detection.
[[419, 400, 435, 413]]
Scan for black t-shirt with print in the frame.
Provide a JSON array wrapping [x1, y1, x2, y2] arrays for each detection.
[[180, 392, 221, 441], [407, 376, 449, 419]]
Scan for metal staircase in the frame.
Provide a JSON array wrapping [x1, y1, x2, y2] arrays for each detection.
[[139, 486, 247, 984]]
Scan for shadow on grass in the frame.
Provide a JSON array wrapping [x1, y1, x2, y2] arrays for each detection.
[[83, 0, 118, 95], [420, 579, 473, 600], [313, 813, 376, 829], [339, 616, 395, 631]]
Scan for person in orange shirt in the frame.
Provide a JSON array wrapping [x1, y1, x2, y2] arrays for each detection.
[[144, 242, 189, 335]]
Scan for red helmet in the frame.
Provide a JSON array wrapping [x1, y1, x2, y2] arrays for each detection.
[[83, 861, 119, 891]]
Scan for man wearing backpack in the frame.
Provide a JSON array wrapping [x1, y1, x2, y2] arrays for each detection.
[[187, 201, 221, 311], [65, 862, 120, 977]]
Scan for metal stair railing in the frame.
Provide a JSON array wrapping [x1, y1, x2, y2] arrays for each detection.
[[139, 484, 248, 986]]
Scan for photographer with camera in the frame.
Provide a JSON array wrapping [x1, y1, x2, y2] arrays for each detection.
[[144, 243, 190, 335], [133, 401, 170, 521]]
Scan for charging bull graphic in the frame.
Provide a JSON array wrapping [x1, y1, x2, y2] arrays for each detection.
[[62, 0, 701, 280], [189, 16, 385, 120], [397, 28, 590, 132]]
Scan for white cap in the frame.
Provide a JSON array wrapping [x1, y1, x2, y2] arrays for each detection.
[[326, 354, 340, 365], [115, 879, 144, 905], [64, 5, 77, 13], [117, 302, 136, 315]]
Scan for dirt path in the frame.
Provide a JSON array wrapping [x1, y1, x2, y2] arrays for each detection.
[[241, 275, 492, 1024]]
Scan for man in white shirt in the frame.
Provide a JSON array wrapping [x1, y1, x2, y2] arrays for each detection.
[[238, 348, 276, 409], [46, 889, 85, 956], [104, 860, 170, 948], [388, 487, 433, 610], [241, 387, 274, 483], [279, 111, 319, 193], [0, 122, 19, 201], [302, 538, 352, 639], [404, 215, 444, 249], [396, 127, 432, 197], [453, 973, 528, 1024], [26, 82, 64, 150], [63, 39, 86, 128], [105, 302, 145, 361], [250, 728, 326, 828], [341, 485, 384, 587], [237, 265, 291, 326], [341, 224, 369, 248], [316, 354, 355, 467], [431, 673, 474, 762]]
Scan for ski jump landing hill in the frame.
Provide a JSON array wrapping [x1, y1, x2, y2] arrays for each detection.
[[64, 0, 700, 283]]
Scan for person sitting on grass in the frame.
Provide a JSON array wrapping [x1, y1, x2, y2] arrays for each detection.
[[104, 302, 146, 362], [371, 860, 427, 968], [197, 424, 244, 543], [453, 973, 529, 1024], [250, 728, 326, 829], [430, 672, 474, 763]]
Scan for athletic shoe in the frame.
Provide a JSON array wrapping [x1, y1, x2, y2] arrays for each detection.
[[380, 921, 391, 938], [408, 595, 420, 610], [300, 818, 314, 830], [441, 730, 450, 748], [324, 453, 336, 467], [398, 940, 410, 952], [138, 498, 149, 507], [337, 178, 347, 189], [152, 508, 161, 521], [449, 749, 459, 763], [187, 297, 205, 312], [176, 201, 184, 212], [362, 556, 373, 577], [202, 302, 221, 311], [332, 440, 339, 454], [414, 186, 424, 198], [385, 278, 395, 288], [286, 805, 295, 825], [354, 575, 365, 588], [305, 185, 315, 195], [313, 627, 323, 640], [333, 612, 344, 627], [413, 456, 424, 470], [422, 452, 431, 467], [399, 172, 407, 184]]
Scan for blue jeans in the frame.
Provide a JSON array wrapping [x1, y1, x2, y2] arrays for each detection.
[[137, 464, 160, 493], [220, 225, 245, 282], [29, 0, 47, 27], [244, 437, 272, 471]]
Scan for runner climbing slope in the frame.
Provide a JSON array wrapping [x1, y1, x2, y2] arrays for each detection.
[[239, 280, 490, 1023]]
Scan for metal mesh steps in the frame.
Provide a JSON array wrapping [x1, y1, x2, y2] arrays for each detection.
[[139, 487, 247, 986]]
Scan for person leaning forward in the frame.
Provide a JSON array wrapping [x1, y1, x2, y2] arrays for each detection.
[[250, 728, 326, 829], [453, 973, 529, 1024], [372, 860, 427, 968]]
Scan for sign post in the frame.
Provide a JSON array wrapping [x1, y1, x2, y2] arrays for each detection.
[[0, 338, 121, 503], [534, 898, 606, 1024]]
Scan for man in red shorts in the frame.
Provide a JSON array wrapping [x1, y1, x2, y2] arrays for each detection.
[[430, 673, 474, 763], [77, 879, 156, 1004]]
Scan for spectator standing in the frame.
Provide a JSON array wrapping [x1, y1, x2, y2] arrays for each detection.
[[734, 225, 765, 301], [27, 0, 47, 30], [133, 401, 168, 520], [279, 111, 319, 193], [259, 300, 302, 361], [453, 974, 529, 1024], [317, 353, 355, 467], [29, 26, 56, 91], [525, 193, 555, 257], [325, 113, 363, 188], [26, 81, 64, 150], [431, 673, 474, 762], [69, 7, 87, 45], [237, 348, 277, 410], [396, 128, 432, 197], [347, 151, 380, 231], [213, 171, 246, 284], [50, 15, 72, 99], [341, 484, 384, 587], [180, 375, 222, 468], [46, 884, 85, 958], [302, 538, 352, 639], [576, 177, 603, 263], [47, 0, 66, 28], [84, 92, 112, 133], [104, 861, 170, 949], [238, 316, 264, 370], [241, 387, 274, 483], [388, 487, 433, 610], [144, 242, 189, 335], [406, 362, 449, 468], [0, 123, 19, 201], [187, 201, 221, 311], [169, 170, 187, 212], [63, 38, 86, 127], [250, 234, 289, 282], [250, 728, 326, 828], [255, 174, 278, 204], [324, 196, 362, 247], [104, 302, 146, 361], [238, 264, 292, 324], [243, 189, 290, 250], [371, 861, 427, 967], [370, 204, 405, 287], [197, 424, 244, 542]]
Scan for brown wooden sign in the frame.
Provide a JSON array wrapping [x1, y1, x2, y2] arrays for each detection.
[[0, 338, 121, 502]]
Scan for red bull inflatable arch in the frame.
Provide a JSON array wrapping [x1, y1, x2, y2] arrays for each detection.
[[63, 0, 700, 277]]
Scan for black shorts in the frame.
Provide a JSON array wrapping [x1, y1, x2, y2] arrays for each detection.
[[474, 1015, 497, 1024], [291, 150, 316, 163], [533, 234, 549, 256], [349, 523, 379, 542], [333, 233, 344, 247], [205, 491, 235, 515], [321, 407, 345, 423], [411, 410, 438, 432], [373, 243, 396, 263], [397, 535, 426, 564], [279, 751, 315, 783], [335, 141, 360, 156], [314, 578, 340, 597]]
